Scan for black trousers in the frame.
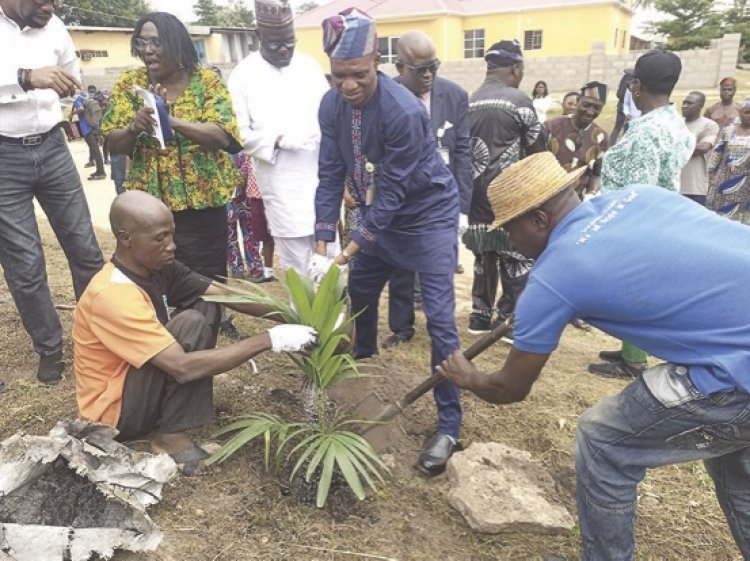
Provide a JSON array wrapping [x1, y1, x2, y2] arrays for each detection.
[[173, 206, 228, 280], [116, 301, 220, 441], [470, 251, 529, 320], [84, 131, 104, 175]]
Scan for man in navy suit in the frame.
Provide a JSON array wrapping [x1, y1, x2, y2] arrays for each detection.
[[384, 31, 472, 349]]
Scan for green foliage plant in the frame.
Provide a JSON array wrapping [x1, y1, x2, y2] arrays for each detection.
[[204, 267, 390, 507]]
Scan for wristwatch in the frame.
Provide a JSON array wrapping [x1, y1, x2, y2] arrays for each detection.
[[341, 248, 353, 263]]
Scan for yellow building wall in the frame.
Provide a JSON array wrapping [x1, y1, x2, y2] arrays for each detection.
[[68, 29, 138, 70], [296, 4, 632, 67], [436, 15, 465, 61], [296, 27, 326, 68], [462, 5, 631, 58]]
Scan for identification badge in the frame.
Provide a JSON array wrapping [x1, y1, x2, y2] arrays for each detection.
[[364, 160, 377, 206], [439, 147, 450, 165]]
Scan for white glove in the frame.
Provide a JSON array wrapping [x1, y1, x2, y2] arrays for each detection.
[[458, 213, 469, 235], [307, 253, 334, 284], [268, 325, 319, 353]]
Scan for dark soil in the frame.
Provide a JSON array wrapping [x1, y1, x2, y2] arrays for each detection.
[[0, 457, 133, 528]]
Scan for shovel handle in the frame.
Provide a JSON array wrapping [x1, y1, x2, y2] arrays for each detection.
[[393, 316, 513, 411]]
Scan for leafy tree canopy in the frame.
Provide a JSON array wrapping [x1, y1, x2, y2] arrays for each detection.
[[194, 0, 220, 26], [194, 0, 255, 28], [58, 0, 151, 27], [216, 0, 255, 27], [648, 0, 749, 54]]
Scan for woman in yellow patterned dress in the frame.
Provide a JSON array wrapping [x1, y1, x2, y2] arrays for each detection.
[[102, 12, 242, 282]]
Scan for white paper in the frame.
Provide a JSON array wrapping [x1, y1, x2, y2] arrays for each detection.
[[133, 86, 167, 149]]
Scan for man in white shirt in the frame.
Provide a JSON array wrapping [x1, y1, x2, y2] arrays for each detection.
[[680, 91, 720, 206], [0, 0, 104, 385], [228, 0, 330, 275]]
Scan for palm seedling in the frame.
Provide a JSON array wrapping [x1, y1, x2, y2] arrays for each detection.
[[203, 266, 390, 507]]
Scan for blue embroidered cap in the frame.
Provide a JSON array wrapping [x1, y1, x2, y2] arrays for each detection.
[[322, 7, 378, 59]]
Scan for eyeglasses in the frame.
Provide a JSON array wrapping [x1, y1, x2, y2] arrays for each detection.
[[400, 60, 441, 76], [133, 37, 163, 52], [265, 39, 297, 51]]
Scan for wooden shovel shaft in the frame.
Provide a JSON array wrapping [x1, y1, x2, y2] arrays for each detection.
[[369, 317, 513, 424]]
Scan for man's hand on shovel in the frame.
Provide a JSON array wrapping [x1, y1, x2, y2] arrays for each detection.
[[435, 350, 480, 390]]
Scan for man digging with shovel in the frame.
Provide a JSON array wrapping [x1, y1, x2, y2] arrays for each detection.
[[437, 151, 750, 560]]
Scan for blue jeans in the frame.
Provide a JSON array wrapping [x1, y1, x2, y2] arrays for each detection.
[[0, 129, 103, 356], [110, 153, 127, 195], [576, 363, 750, 560], [349, 251, 462, 437]]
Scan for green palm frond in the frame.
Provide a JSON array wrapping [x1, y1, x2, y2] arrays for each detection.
[[284, 268, 314, 324], [279, 418, 390, 507], [206, 413, 286, 469], [202, 278, 300, 324]]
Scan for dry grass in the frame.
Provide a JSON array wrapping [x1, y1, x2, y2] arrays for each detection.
[[0, 219, 743, 561]]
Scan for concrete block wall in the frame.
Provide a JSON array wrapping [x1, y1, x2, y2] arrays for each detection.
[[409, 33, 743, 97]]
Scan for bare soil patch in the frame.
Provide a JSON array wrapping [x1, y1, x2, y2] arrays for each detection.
[[0, 221, 741, 561]]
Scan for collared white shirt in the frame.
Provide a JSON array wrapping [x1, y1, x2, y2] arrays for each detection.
[[228, 52, 328, 238], [0, 8, 80, 136]]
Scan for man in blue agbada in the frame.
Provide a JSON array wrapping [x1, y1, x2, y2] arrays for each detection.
[[308, 7, 462, 476]]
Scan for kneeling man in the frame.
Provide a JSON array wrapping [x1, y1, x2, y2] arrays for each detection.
[[73, 191, 317, 474]]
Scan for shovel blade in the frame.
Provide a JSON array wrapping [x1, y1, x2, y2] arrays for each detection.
[[327, 380, 407, 452]]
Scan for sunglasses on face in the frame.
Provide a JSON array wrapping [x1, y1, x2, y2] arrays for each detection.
[[265, 39, 297, 51], [401, 60, 441, 76], [134, 37, 163, 52]]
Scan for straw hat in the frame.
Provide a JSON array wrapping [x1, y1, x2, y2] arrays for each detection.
[[488, 152, 586, 230]]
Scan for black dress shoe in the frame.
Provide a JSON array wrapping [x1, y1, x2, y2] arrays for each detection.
[[588, 358, 645, 379], [598, 349, 623, 362], [415, 434, 460, 476], [37, 350, 63, 385], [382, 332, 413, 349]]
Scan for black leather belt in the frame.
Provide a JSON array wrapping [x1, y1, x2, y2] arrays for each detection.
[[0, 122, 63, 146]]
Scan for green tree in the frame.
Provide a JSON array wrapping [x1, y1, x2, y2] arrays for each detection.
[[216, 0, 255, 28], [724, 0, 750, 61], [58, 0, 151, 27], [647, 0, 724, 50], [193, 0, 220, 26], [297, 1, 319, 13]]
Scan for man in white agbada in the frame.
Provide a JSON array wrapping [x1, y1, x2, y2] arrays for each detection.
[[228, 0, 332, 275]]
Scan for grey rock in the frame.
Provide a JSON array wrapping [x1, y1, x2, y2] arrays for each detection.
[[446, 442, 575, 535]]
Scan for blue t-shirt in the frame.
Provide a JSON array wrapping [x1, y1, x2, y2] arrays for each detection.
[[73, 93, 92, 136], [514, 186, 750, 395]]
